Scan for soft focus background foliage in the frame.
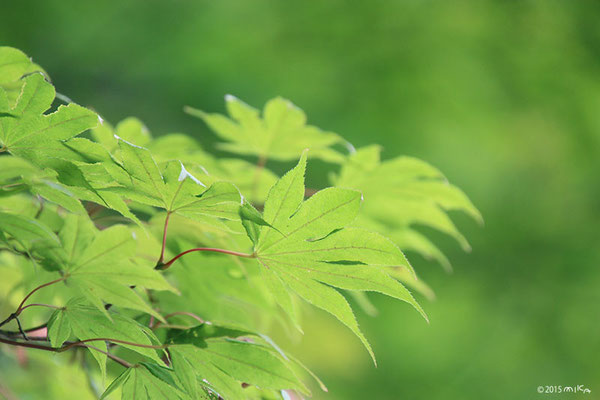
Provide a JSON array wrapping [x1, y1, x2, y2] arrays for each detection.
[[2, 1, 599, 399]]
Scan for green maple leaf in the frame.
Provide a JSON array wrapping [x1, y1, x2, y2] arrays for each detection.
[[48, 297, 165, 381], [52, 214, 176, 318], [168, 323, 309, 398], [91, 116, 152, 152], [0, 47, 46, 106], [0, 46, 485, 399], [333, 145, 482, 271], [0, 212, 61, 261], [185, 95, 344, 163], [105, 138, 241, 223], [0, 71, 138, 220], [146, 132, 279, 204], [0, 155, 84, 215], [0, 72, 98, 157], [101, 363, 191, 400], [240, 151, 426, 363]]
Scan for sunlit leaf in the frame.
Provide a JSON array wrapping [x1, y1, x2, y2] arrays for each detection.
[[241, 153, 426, 363], [186, 96, 344, 162]]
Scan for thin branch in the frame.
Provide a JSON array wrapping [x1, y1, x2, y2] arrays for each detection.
[[157, 247, 254, 270], [0, 337, 57, 351], [14, 317, 28, 341], [0, 337, 134, 369], [0, 334, 47, 342], [0, 322, 48, 337], [58, 338, 166, 353]]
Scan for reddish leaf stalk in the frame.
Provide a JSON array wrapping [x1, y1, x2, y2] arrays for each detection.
[[156, 247, 254, 270], [15, 278, 65, 314], [0, 277, 65, 329]]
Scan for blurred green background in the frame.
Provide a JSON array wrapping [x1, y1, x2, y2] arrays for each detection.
[[2, 1, 599, 399]]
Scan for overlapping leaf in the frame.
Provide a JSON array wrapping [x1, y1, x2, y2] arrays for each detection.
[[0, 47, 46, 106], [101, 363, 192, 400], [186, 95, 344, 162], [146, 132, 279, 203], [168, 324, 309, 398], [0, 72, 98, 158], [333, 145, 482, 270], [50, 214, 176, 318], [91, 116, 152, 152], [0, 211, 61, 260], [241, 152, 426, 363], [156, 250, 278, 334], [104, 138, 241, 223], [0, 46, 481, 400], [0, 66, 142, 221], [48, 297, 164, 380]]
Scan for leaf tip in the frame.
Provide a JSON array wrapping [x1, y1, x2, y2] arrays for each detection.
[[477, 214, 485, 227], [178, 161, 205, 187], [345, 140, 356, 154], [182, 105, 201, 116], [370, 351, 378, 367]]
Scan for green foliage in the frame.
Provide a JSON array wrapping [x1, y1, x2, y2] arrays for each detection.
[[332, 145, 482, 272], [0, 47, 478, 399], [185, 96, 345, 163]]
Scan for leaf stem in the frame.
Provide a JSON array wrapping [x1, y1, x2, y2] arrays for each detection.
[[0, 277, 65, 329], [79, 344, 133, 369], [156, 247, 254, 270], [15, 278, 65, 315], [18, 303, 61, 312], [157, 212, 171, 264]]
